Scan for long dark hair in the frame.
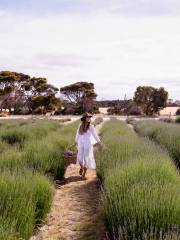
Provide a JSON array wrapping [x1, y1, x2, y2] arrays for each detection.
[[79, 119, 90, 134]]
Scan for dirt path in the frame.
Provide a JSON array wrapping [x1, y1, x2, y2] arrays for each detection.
[[31, 123, 106, 240]]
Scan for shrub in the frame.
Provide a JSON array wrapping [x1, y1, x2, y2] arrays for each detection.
[[0, 120, 78, 177], [27, 120, 61, 140], [0, 141, 9, 154], [160, 118, 174, 123], [127, 105, 142, 115], [176, 108, 180, 115], [1, 129, 29, 146], [0, 171, 53, 240], [0, 149, 23, 172], [133, 120, 180, 168], [0, 119, 79, 239], [0, 220, 18, 240], [0, 120, 61, 142], [22, 121, 78, 179], [24, 138, 66, 179], [176, 117, 180, 124], [96, 120, 180, 239], [107, 106, 124, 115]]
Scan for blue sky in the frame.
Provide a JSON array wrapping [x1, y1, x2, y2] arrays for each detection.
[[0, 0, 180, 16], [0, 0, 84, 15], [0, 0, 180, 99], [1, 0, 180, 16]]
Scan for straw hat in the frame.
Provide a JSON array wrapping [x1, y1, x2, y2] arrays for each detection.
[[80, 112, 93, 121]]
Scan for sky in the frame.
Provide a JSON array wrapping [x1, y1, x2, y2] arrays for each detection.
[[0, 0, 180, 100]]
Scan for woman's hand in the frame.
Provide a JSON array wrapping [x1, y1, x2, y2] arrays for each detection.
[[95, 142, 105, 151], [94, 142, 100, 147]]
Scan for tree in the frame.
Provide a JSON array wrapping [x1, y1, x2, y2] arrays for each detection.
[[29, 78, 59, 114], [107, 100, 131, 115], [0, 71, 31, 112], [106, 99, 142, 116], [133, 86, 168, 116], [0, 71, 60, 114], [60, 82, 98, 114]]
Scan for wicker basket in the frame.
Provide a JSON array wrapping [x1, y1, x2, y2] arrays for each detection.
[[63, 150, 77, 165]]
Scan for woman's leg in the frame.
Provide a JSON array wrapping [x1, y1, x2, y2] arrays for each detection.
[[79, 163, 83, 175], [77, 146, 83, 175], [82, 167, 87, 177]]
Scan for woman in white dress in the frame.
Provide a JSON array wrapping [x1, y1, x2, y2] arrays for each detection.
[[75, 113, 101, 180]]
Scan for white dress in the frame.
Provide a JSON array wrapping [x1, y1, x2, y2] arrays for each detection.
[[75, 124, 100, 169]]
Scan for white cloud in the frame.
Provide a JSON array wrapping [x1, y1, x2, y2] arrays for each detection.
[[107, 0, 180, 16], [0, 10, 180, 99]]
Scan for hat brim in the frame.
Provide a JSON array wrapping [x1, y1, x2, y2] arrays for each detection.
[[81, 115, 92, 121]]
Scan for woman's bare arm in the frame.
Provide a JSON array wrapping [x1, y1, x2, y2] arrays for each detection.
[[90, 124, 101, 143]]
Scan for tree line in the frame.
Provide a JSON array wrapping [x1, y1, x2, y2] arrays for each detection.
[[0, 71, 97, 115], [0, 70, 173, 116], [108, 86, 168, 116]]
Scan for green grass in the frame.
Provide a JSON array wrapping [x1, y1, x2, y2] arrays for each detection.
[[0, 120, 78, 177], [96, 120, 180, 240], [1, 129, 29, 146], [23, 128, 76, 179], [0, 119, 78, 239], [0, 171, 53, 240], [0, 119, 61, 141], [133, 120, 180, 168]]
